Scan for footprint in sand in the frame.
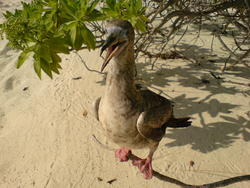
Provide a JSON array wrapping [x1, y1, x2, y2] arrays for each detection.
[[0, 109, 5, 131], [4, 76, 15, 91], [0, 45, 13, 57], [0, 1, 10, 8]]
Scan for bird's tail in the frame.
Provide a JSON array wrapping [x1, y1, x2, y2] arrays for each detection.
[[167, 117, 192, 128]]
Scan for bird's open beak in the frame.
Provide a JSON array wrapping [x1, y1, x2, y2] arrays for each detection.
[[100, 35, 126, 72]]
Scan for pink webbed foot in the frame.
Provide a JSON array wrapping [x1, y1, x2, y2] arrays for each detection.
[[132, 157, 153, 179], [115, 148, 132, 162]]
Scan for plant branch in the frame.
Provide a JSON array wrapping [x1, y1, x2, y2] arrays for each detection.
[[74, 51, 104, 74]]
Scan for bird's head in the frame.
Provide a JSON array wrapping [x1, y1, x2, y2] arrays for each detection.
[[100, 19, 135, 72]]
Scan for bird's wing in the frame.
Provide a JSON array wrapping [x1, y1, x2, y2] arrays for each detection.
[[93, 97, 101, 121], [136, 85, 173, 142]]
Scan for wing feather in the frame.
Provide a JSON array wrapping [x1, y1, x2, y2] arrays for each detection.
[[136, 85, 173, 142]]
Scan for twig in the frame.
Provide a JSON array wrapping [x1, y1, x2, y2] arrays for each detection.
[[173, 25, 189, 49], [228, 49, 250, 69], [140, 49, 185, 60], [217, 33, 250, 71], [153, 0, 245, 33], [79, 40, 104, 50], [222, 54, 233, 72], [210, 32, 215, 53], [151, 42, 168, 70], [92, 134, 114, 151], [209, 71, 222, 80], [92, 135, 250, 188], [216, 34, 238, 71], [74, 51, 104, 74], [232, 32, 249, 52]]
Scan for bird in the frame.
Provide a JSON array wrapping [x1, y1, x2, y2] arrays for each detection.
[[93, 19, 191, 179]]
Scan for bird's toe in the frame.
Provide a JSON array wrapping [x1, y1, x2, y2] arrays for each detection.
[[132, 157, 153, 179], [115, 148, 131, 162]]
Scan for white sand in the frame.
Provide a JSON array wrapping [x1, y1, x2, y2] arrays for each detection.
[[0, 1, 250, 188]]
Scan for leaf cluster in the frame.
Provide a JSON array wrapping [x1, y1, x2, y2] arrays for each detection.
[[0, 0, 147, 78]]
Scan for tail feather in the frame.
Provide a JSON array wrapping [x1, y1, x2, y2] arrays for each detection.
[[167, 117, 192, 128]]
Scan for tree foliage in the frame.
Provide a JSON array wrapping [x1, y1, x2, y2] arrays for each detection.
[[0, 0, 249, 78], [0, 0, 147, 78]]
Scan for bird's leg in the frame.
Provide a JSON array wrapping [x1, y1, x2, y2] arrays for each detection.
[[115, 148, 132, 162], [132, 145, 158, 179]]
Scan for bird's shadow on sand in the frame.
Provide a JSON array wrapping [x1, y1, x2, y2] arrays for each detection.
[[165, 115, 250, 153], [165, 101, 250, 153], [134, 44, 250, 153]]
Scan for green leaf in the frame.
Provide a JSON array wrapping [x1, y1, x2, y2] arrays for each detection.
[[114, 0, 123, 13], [69, 22, 78, 46], [41, 59, 53, 78], [135, 18, 147, 32], [66, 21, 84, 49], [40, 44, 53, 63], [51, 53, 62, 64], [81, 24, 95, 49], [74, 26, 84, 49], [88, 0, 101, 13], [50, 62, 60, 74], [80, 0, 88, 12], [85, 9, 104, 21], [60, 0, 77, 19], [140, 15, 148, 22], [106, 0, 116, 9], [17, 50, 31, 68], [47, 37, 70, 54], [34, 58, 42, 79], [3, 11, 13, 18], [62, 20, 77, 30], [102, 8, 119, 18], [135, 0, 142, 10]]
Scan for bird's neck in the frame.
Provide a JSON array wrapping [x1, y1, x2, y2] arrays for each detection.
[[108, 45, 135, 78], [105, 47, 138, 98], [109, 53, 135, 76]]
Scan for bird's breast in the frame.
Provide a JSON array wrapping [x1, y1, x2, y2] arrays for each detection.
[[99, 95, 139, 131], [98, 94, 148, 148]]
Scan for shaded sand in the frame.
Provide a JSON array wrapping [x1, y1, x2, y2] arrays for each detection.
[[0, 1, 250, 188]]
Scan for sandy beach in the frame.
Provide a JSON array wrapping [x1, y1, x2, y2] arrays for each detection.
[[0, 1, 250, 188]]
